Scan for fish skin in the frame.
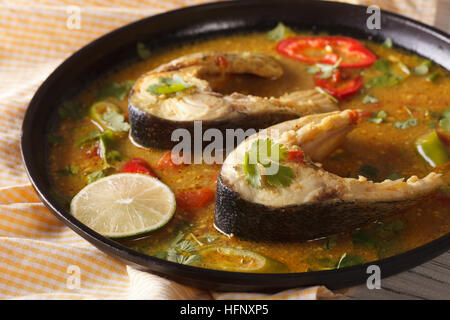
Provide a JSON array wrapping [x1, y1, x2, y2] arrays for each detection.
[[215, 110, 443, 241], [128, 51, 337, 150]]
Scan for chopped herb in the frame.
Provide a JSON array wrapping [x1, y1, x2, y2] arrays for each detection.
[[147, 75, 193, 96], [438, 107, 450, 132], [397, 61, 410, 75], [153, 251, 167, 259], [267, 22, 293, 41], [57, 165, 79, 176], [367, 59, 403, 88], [351, 220, 404, 259], [77, 130, 116, 148], [439, 118, 450, 132], [372, 59, 391, 73], [367, 73, 402, 88], [266, 164, 296, 187], [243, 138, 294, 188], [158, 231, 201, 266], [413, 60, 432, 75], [428, 122, 437, 128], [106, 150, 123, 162], [243, 152, 261, 188], [137, 42, 151, 60], [86, 170, 106, 184], [306, 58, 342, 79], [362, 94, 379, 104], [323, 237, 337, 250], [201, 234, 218, 244], [101, 111, 130, 132], [426, 71, 440, 83], [382, 37, 393, 48], [97, 81, 132, 100], [357, 164, 378, 180], [394, 118, 418, 129], [315, 86, 339, 103], [58, 101, 84, 120], [366, 110, 387, 124], [336, 253, 364, 269]]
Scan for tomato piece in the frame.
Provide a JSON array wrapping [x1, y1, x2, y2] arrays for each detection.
[[155, 151, 186, 169], [176, 189, 215, 212], [287, 150, 304, 163], [120, 158, 156, 177], [314, 69, 363, 99], [276, 36, 376, 68], [217, 55, 228, 68]]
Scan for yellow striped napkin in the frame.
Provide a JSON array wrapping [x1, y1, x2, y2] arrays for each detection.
[[0, 0, 440, 300]]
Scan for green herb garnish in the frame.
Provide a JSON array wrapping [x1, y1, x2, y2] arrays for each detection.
[[307, 58, 342, 79], [97, 81, 133, 100], [426, 71, 440, 83], [367, 59, 402, 88], [101, 111, 130, 132], [315, 86, 338, 103], [58, 101, 84, 120], [243, 138, 294, 188], [86, 170, 106, 184], [382, 38, 393, 48], [362, 94, 379, 104], [413, 60, 432, 75], [57, 165, 79, 176], [323, 237, 337, 250], [351, 220, 404, 259], [147, 75, 193, 96], [366, 110, 387, 124], [394, 118, 418, 129], [267, 22, 293, 41], [438, 107, 450, 132], [336, 253, 364, 269]]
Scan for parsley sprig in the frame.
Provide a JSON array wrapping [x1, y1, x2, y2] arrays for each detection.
[[243, 138, 295, 188], [147, 75, 193, 96]]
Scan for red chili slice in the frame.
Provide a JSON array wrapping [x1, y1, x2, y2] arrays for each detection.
[[276, 36, 376, 68], [287, 150, 305, 163], [155, 151, 186, 169], [314, 69, 363, 99], [176, 189, 215, 212], [121, 158, 156, 177]]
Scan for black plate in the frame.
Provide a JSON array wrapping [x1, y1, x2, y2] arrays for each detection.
[[21, 0, 450, 292]]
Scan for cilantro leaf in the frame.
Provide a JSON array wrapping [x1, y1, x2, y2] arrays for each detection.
[[366, 110, 387, 124], [336, 253, 364, 269], [243, 151, 261, 188], [243, 138, 295, 188], [382, 38, 393, 49], [86, 170, 106, 184], [58, 101, 84, 120], [57, 165, 79, 176], [101, 111, 130, 132], [147, 75, 193, 95], [97, 81, 133, 100], [362, 94, 379, 104], [394, 118, 418, 129], [267, 22, 293, 41], [266, 165, 295, 187]]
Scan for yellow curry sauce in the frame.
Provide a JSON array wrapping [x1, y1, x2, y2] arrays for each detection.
[[47, 32, 450, 273]]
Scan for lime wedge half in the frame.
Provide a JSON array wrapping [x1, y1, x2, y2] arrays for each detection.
[[70, 173, 176, 238]]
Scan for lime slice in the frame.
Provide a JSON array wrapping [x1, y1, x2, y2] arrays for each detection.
[[70, 173, 176, 238]]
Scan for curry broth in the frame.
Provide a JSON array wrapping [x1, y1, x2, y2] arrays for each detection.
[[48, 32, 450, 273]]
